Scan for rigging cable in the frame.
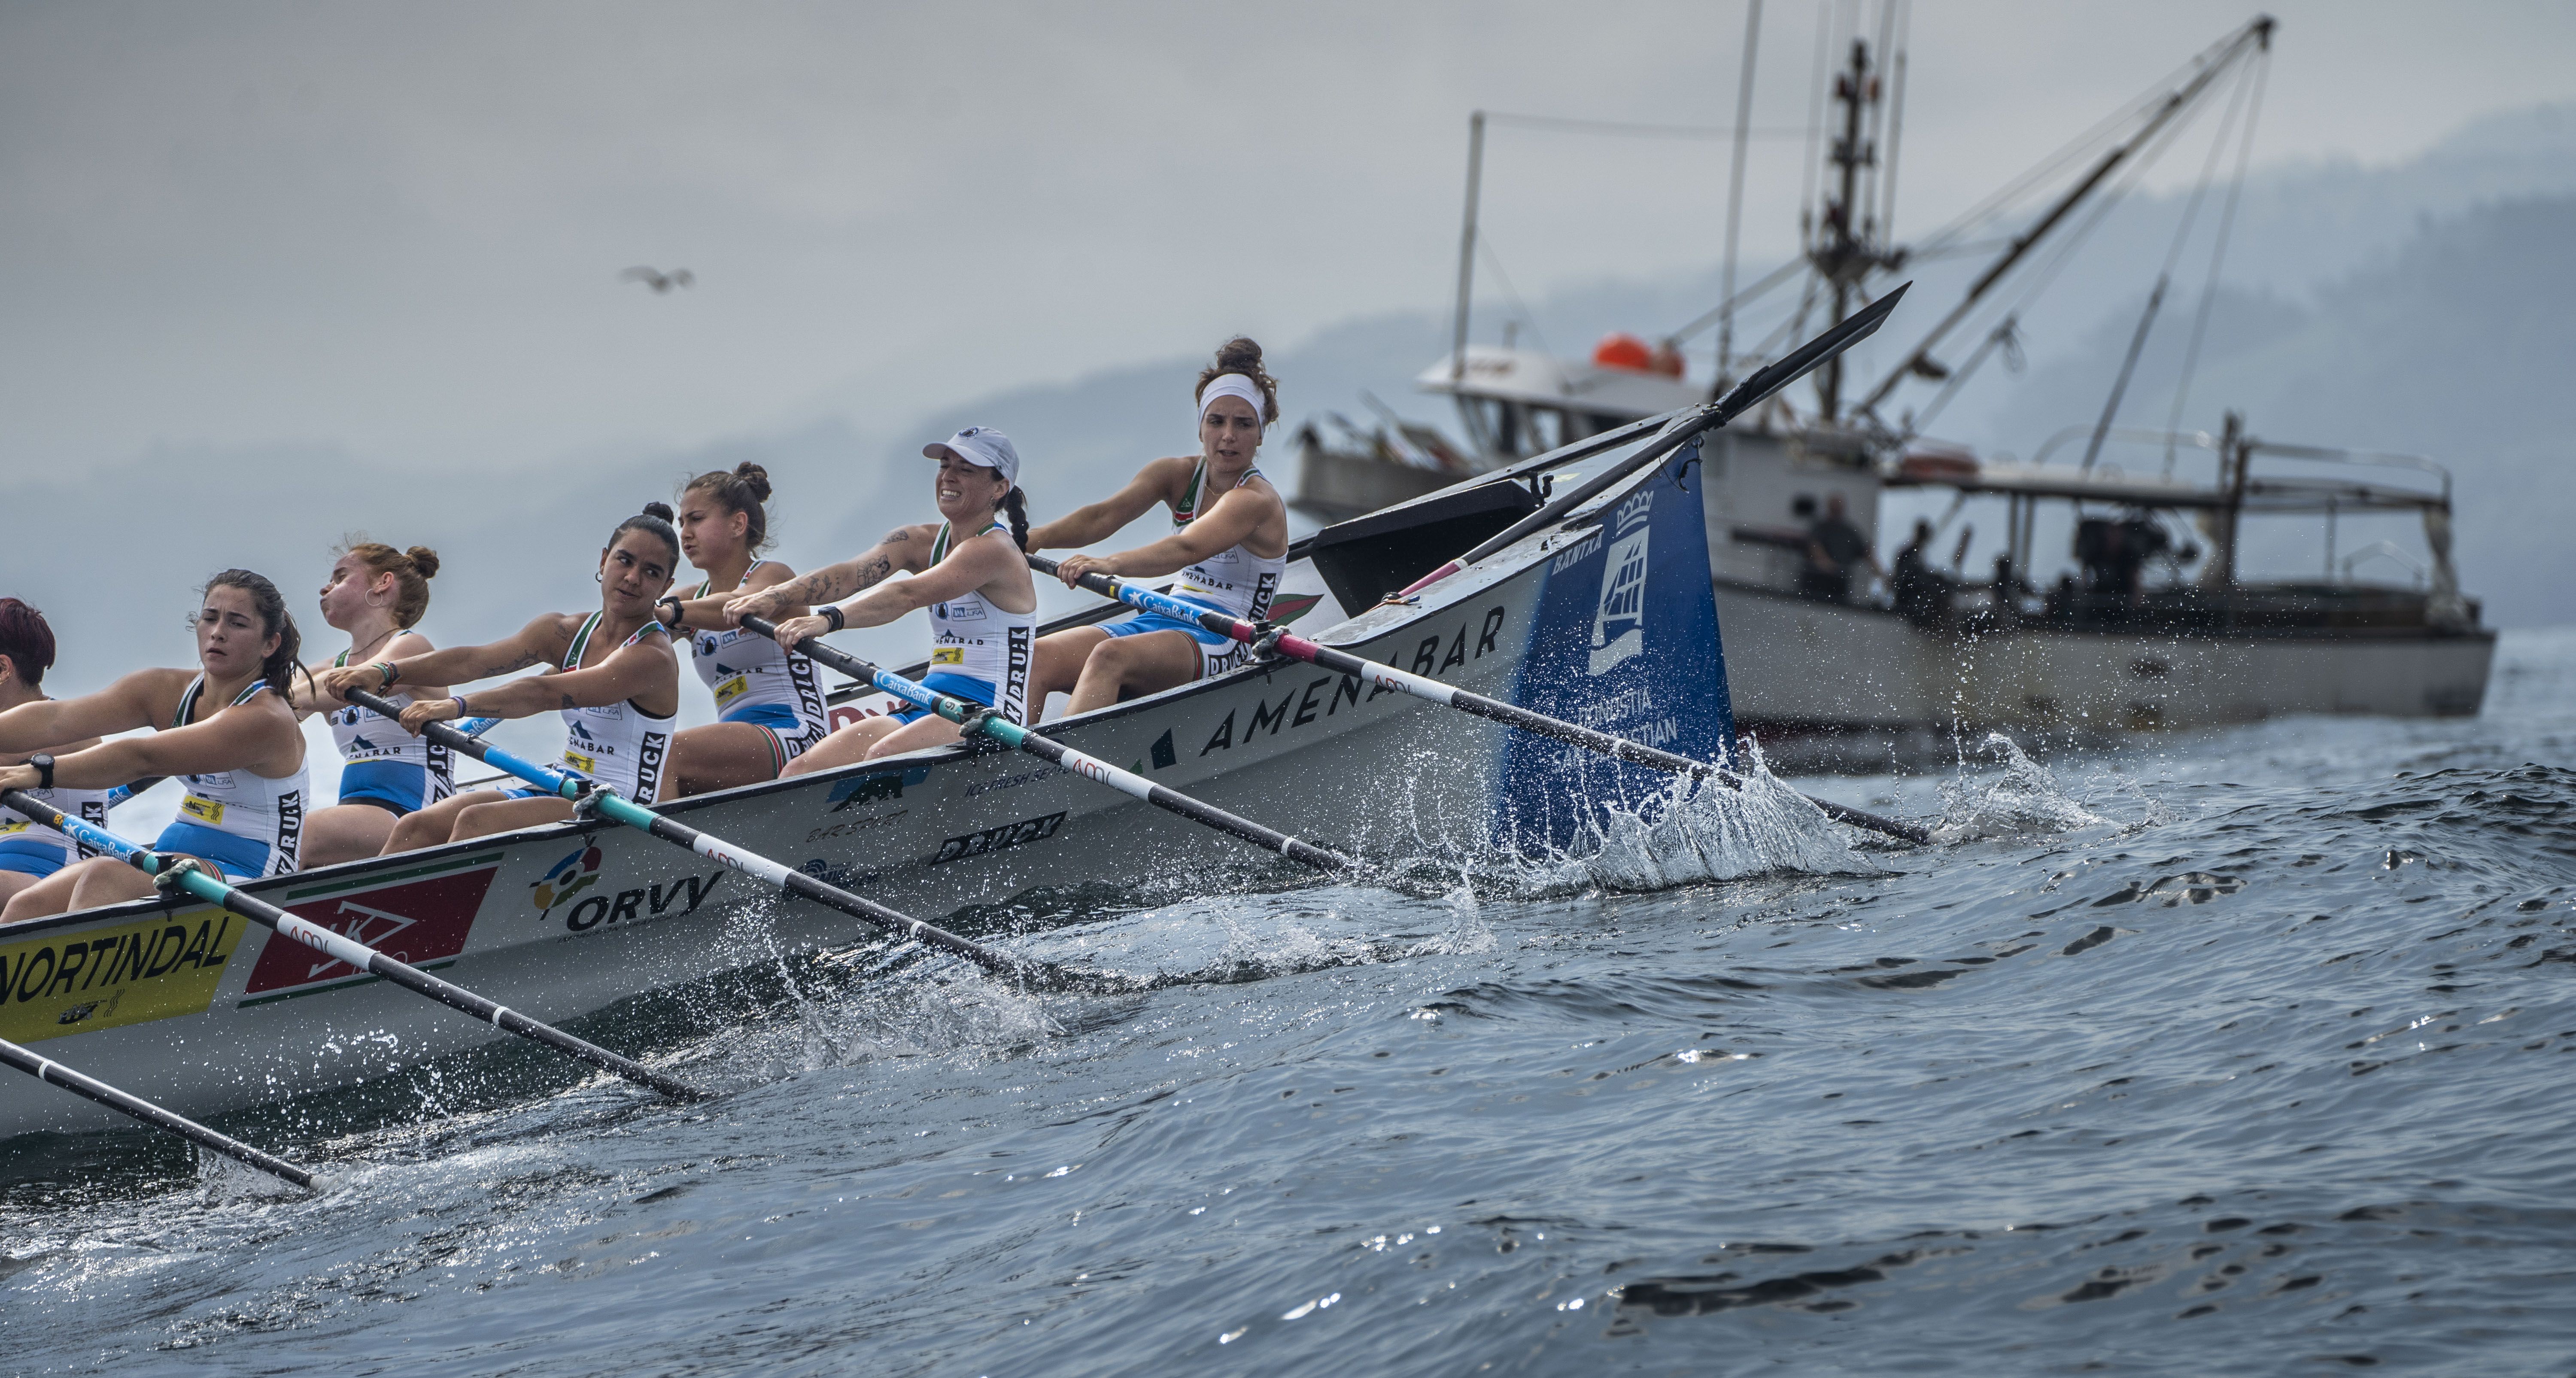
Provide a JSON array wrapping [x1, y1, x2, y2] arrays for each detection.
[[1718, 0, 1765, 383], [2163, 46, 2270, 473]]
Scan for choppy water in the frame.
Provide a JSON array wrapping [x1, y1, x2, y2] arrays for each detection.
[[6, 629, 2574, 1375]]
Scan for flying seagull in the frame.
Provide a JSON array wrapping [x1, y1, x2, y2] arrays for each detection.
[[620, 266, 695, 293]]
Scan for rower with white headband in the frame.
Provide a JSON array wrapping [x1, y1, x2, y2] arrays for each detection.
[[1026, 336, 1291, 715]]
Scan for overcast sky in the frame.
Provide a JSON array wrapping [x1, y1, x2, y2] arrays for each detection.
[[7, 0, 2575, 479]]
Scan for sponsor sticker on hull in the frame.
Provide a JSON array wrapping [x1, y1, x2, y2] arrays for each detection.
[[241, 864, 503, 1004], [0, 910, 246, 1043]]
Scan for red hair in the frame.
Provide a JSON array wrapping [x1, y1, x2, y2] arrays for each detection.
[[0, 598, 56, 688]]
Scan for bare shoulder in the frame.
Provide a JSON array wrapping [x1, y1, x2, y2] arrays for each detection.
[[743, 559, 798, 588]]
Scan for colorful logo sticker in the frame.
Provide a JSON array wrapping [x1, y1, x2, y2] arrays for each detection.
[[532, 845, 605, 916]]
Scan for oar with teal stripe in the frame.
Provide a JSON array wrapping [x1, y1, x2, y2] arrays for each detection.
[[0, 789, 705, 1101], [735, 615, 1353, 872], [340, 691, 1042, 979]]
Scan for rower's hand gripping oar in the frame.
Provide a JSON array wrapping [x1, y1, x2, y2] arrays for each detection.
[[735, 616, 1354, 873], [340, 690, 1041, 980], [0, 789, 704, 1101], [1, 1035, 322, 1191], [1397, 281, 1912, 598], [1023, 559, 1932, 846]]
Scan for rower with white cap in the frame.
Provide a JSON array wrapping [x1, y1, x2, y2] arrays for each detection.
[[730, 427, 1041, 769], [1025, 337, 1290, 714]]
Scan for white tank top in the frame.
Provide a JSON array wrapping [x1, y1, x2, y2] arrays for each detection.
[[554, 612, 676, 804], [924, 521, 1038, 725], [325, 643, 456, 799], [171, 677, 308, 876], [686, 560, 827, 733], [1170, 459, 1285, 621], [0, 781, 111, 859]]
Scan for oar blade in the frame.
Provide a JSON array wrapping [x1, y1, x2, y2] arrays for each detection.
[[1712, 280, 1911, 422]]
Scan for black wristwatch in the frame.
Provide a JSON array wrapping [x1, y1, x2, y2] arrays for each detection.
[[29, 754, 53, 790], [656, 596, 684, 626], [820, 605, 845, 632]]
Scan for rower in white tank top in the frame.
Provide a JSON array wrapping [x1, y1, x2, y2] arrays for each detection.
[[157, 676, 309, 878], [909, 520, 1039, 727], [530, 611, 677, 805], [324, 644, 455, 813], [1168, 456, 1287, 621], [685, 560, 827, 740]]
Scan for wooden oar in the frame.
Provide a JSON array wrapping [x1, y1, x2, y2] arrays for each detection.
[[736, 615, 1352, 873], [0, 790, 705, 1101], [1396, 281, 1911, 597], [1024, 558, 1932, 846], [339, 690, 1043, 980], [1, 1036, 321, 1191]]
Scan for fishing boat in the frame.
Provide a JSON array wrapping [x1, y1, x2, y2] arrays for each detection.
[[1294, 13, 2496, 767], [0, 433, 1734, 1144]]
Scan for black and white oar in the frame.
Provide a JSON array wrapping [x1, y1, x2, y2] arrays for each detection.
[[0, 790, 704, 1101], [1026, 560, 1932, 846], [1396, 281, 1912, 597], [736, 615, 1352, 872], [340, 691, 1041, 980], [1, 1036, 321, 1191]]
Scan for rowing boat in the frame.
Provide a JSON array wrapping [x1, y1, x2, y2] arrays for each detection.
[[0, 435, 1731, 1143]]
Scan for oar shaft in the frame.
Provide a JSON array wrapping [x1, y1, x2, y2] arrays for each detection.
[[1024, 558, 1931, 846], [341, 692, 1036, 977], [1, 1037, 319, 1191], [736, 617, 1352, 872], [0, 790, 703, 1102]]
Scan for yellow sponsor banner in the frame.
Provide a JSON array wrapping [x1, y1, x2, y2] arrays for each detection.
[[930, 647, 965, 666], [713, 673, 750, 709], [181, 794, 226, 825], [0, 908, 246, 1043], [564, 751, 597, 775]]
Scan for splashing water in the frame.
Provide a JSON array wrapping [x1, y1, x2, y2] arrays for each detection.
[[1932, 733, 2113, 840], [1549, 748, 1880, 892]]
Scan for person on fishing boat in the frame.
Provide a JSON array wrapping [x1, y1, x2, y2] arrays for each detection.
[[0, 572, 312, 922], [0, 599, 113, 910], [315, 506, 683, 852], [731, 427, 1037, 769], [1025, 336, 1288, 714], [654, 462, 829, 794], [287, 540, 454, 867]]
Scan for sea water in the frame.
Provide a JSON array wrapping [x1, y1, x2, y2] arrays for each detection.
[[3, 630, 2573, 1375]]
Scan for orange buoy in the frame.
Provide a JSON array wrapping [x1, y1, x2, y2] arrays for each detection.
[[1648, 341, 1685, 378], [1592, 332, 1653, 371]]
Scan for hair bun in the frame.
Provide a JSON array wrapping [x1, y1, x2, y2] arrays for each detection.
[[1214, 336, 1264, 374], [641, 501, 676, 523], [405, 546, 442, 579], [732, 461, 773, 504]]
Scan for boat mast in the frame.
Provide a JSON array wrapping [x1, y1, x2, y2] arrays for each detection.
[[1450, 110, 1485, 388], [1810, 33, 1894, 423], [1717, 0, 1763, 389]]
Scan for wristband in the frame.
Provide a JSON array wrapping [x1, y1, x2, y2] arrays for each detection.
[[657, 596, 683, 627], [29, 754, 53, 790], [451, 695, 470, 720], [820, 605, 845, 632], [375, 660, 399, 689]]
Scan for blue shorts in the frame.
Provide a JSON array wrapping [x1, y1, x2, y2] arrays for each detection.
[[152, 820, 272, 880], [891, 671, 995, 725], [721, 702, 826, 772], [0, 837, 68, 878], [722, 702, 804, 730], [337, 760, 428, 815], [1100, 607, 1236, 650]]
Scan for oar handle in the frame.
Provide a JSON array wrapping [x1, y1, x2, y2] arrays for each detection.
[[341, 691, 1047, 978], [1020, 558, 1930, 845], [739, 614, 1354, 873], [2, 1036, 322, 1191], [0, 789, 706, 1102]]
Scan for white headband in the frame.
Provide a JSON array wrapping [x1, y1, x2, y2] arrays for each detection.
[[1199, 373, 1268, 428]]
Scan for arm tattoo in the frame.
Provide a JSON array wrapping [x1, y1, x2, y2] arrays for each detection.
[[560, 694, 579, 710], [479, 650, 545, 677]]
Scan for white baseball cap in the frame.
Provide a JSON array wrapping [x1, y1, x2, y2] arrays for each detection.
[[922, 426, 1020, 488]]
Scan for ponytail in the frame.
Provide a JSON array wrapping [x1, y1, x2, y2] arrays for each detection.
[[1000, 487, 1031, 551], [199, 569, 310, 702]]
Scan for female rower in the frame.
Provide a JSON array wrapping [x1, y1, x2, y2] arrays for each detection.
[[291, 540, 452, 867], [1026, 337, 1287, 714], [0, 572, 311, 921], [656, 462, 828, 794], [731, 427, 1036, 770], [316, 505, 683, 852], [0, 600, 110, 909]]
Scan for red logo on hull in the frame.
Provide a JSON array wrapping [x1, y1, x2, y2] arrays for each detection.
[[243, 867, 501, 995]]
